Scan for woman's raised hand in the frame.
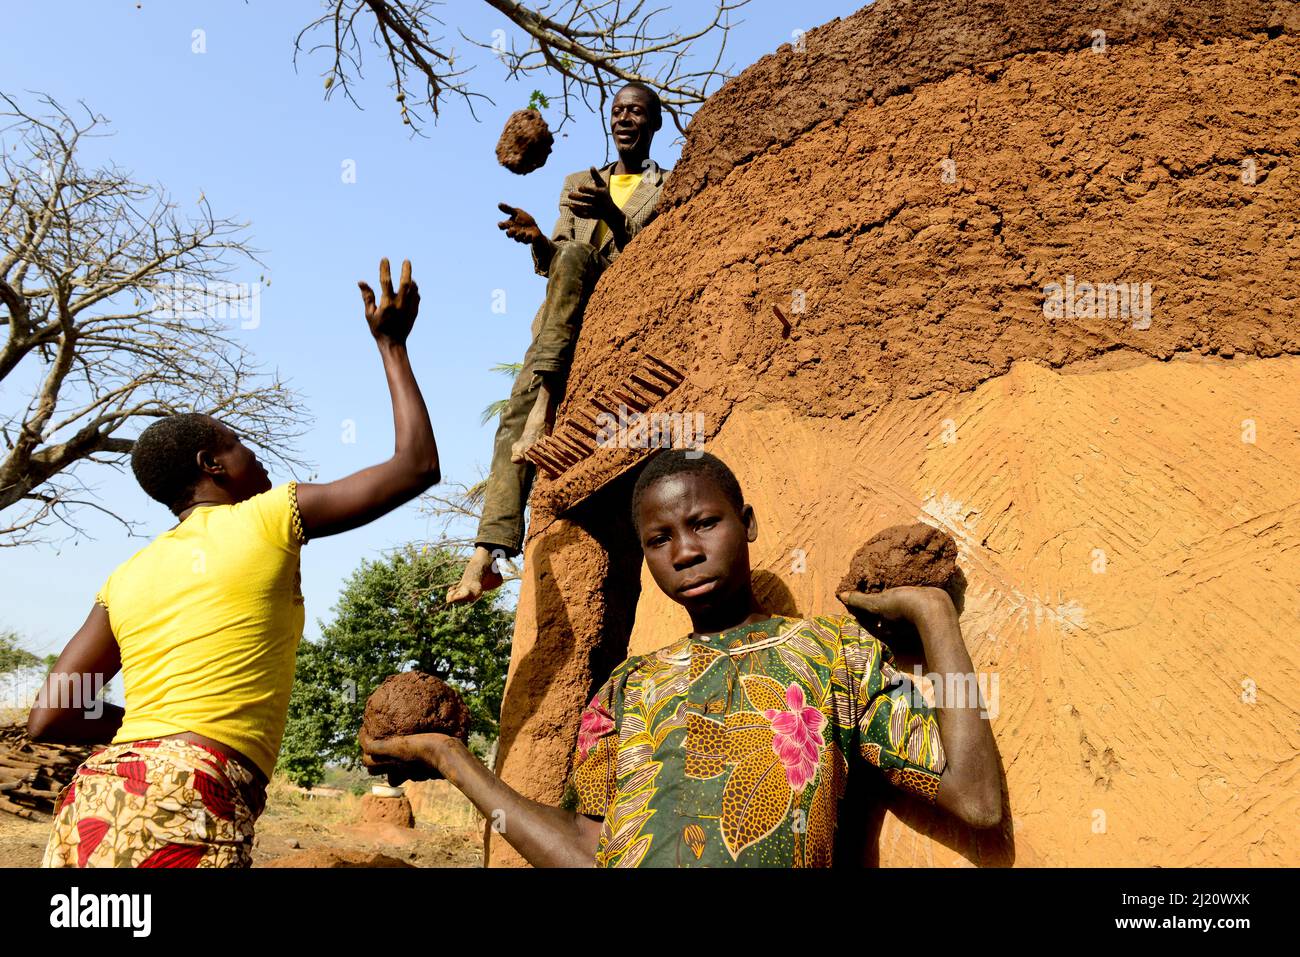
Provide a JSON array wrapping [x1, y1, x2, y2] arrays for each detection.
[[358, 257, 420, 345]]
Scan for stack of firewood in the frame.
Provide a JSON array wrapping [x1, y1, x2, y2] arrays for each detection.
[[0, 722, 98, 818]]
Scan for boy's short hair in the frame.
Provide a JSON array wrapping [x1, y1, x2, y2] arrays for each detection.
[[631, 450, 744, 532], [131, 413, 225, 511]]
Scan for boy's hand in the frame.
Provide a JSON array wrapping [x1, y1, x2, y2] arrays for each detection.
[[838, 586, 955, 646], [359, 728, 449, 783], [497, 203, 544, 244], [357, 257, 419, 345], [838, 585, 953, 623]]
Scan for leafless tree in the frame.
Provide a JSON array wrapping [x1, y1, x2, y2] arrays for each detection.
[[0, 94, 309, 546], [421, 472, 492, 540], [401, 364, 527, 589], [419, 473, 522, 586], [296, 0, 751, 136]]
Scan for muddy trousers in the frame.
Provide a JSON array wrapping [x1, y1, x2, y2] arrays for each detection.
[[475, 240, 609, 556]]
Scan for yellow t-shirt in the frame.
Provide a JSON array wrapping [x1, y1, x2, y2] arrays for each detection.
[[98, 482, 307, 778], [591, 172, 643, 249]]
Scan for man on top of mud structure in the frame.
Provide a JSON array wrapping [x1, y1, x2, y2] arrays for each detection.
[[367, 451, 1002, 867], [447, 83, 671, 606]]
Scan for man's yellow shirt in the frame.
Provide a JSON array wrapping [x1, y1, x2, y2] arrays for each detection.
[[591, 172, 643, 249]]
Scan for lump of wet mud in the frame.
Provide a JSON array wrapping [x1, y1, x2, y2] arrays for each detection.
[[837, 522, 959, 595], [263, 848, 414, 868], [359, 793, 415, 828], [496, 109, 553, 174], [362, 672, 472, 742]]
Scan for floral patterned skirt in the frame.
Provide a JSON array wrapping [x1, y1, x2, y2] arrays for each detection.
[[41, 738, 267, 868]]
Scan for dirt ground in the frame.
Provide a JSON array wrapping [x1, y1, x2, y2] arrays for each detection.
[[0, 809, 51, 868], [0, 776, 484, 868]]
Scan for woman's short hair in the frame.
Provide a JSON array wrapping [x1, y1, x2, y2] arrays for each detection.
[[131, 413, 225, 511]]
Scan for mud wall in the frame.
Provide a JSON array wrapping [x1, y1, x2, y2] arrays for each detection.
[[488, 1, 1300, 866]]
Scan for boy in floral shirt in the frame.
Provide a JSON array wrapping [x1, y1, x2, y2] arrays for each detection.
[[361, 451, 1001, 866]]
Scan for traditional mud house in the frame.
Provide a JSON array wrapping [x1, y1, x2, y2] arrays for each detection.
[[487, 0, 1300, 867]]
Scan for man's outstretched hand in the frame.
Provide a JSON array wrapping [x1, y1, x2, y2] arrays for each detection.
[[566, 166, 621, 225], [497, 203, 544, 245], [358, 257, 420, 345]]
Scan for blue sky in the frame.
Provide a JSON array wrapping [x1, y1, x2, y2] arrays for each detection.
[[0, 0, 861, 659]]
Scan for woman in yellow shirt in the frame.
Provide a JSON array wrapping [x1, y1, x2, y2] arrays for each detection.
[[28, 258, 438, 868]]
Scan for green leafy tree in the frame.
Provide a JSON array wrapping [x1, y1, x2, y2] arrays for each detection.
[[0, 630, 54, 673], [277, 545, 513, 787], [480, 361, 523, 426]]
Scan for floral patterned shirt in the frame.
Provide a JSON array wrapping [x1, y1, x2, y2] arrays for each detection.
[[564, 614, 947, 867]]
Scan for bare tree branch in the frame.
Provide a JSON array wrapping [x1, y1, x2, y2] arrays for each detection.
[[296, 0, 750, 137], [417, 473, 521, 587], [0, 93, 310, 546], [296, 0, 490, 134]]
